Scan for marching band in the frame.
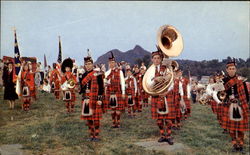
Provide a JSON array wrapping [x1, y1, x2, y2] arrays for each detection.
[[1, 25, 249, 154]]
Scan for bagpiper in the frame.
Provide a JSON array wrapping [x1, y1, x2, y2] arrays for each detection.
[[60, 58, 77, 113], [105, 52, 125, 128], [80, 53, 104, 142], [217, 59, 249, 153]]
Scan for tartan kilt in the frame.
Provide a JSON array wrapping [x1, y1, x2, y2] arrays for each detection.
[[220, 103, 229, 129], [183, 96, 191, 111], [217, 104, 224, 125], [53, 81, 60, 91], [221, 102, 249, 131], [140, 90, 147, 100], [30, 89, 36, 98], [174, 100, 181, 118], [105, 92, 125, 111], [151, 95, 176, 120], [22, 96, 31, 103], [135, 95, 141, 110], [63, 89, 76, 102], [209, 99, 217, 114], [81, 103, 102, 120], [22, 87, 32, 103], [125, 95, 136, 109]]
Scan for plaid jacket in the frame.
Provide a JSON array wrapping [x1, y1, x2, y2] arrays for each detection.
[[106, 68, 125, 110], [61, 72, 77, 102], [125, 76, 136, 107], [151, 65, 176, 120], [173, 78, 181, 118], [21, 71, 34, 102], [221, 76, 249, 131], [80, 70, 104, 120], [50, 69, 60, 90]]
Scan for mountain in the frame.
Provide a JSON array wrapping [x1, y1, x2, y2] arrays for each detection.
[[94, 45, 151, 67]]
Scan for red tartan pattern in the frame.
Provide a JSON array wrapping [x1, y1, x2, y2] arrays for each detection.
[[125, 76, 136, 108], [209, 99, 218, 114], [134, 73, 142, 111], [62, 89, 76, 102], [221, 77, 249, 131], [106, 69, 125, 111], [173, 79, 181, 118], [151, 90, 176, 120], [21, 71, 34, 103], [61, 72, 77, 102], [28, 72, 36, 98], [181, 77, 191, 110], [61, 72, 77, 84], [217, 104, 226, 128], [80, 71, 104, 120], [50, 69, 61, 91], [150, 65, 175, 120]]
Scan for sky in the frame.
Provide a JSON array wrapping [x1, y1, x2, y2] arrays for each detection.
[[1, 1, 249, 66]]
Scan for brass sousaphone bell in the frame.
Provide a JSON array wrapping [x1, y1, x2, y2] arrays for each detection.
[[142, 25, 184, 96]]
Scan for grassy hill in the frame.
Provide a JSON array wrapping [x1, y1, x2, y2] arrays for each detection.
[[0, 89, 249, 155]]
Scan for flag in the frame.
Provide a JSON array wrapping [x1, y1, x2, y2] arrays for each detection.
[[14, 29, 22, 96], [14, 29, 21, 76], [44, 54, 47, 70], [57, 36, 62, 63]]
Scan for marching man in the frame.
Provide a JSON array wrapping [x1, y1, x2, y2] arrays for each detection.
[[124, 66, 137, 117], [105, 52, 125, 128], [80, 53, 104, 142], [50, 63, 61, 99], [146, 50, 176, 144], [179, 70, 191, 120], [60, 58, 77, 113], [217, 59, 249, 153]]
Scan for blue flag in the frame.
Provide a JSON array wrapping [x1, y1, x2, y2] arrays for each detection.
[[14, 30, 21, 75]]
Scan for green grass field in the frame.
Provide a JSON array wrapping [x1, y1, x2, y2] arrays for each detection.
[[0, 89, 249, 155]]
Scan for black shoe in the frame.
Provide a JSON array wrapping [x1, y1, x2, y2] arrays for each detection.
[[231, 147, 238, 152], [86, 138, 93, 141], [222, 129, 228, 134], [158, 137, 165, 143], [92, 138, 100, 142], [172, 126, 178, 130], [165, 137, 174, 145], [231, 145, 239, 152], [238, 147, 245, 154]]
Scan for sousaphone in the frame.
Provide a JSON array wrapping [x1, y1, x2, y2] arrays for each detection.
[[143, 25, 184, 96]]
